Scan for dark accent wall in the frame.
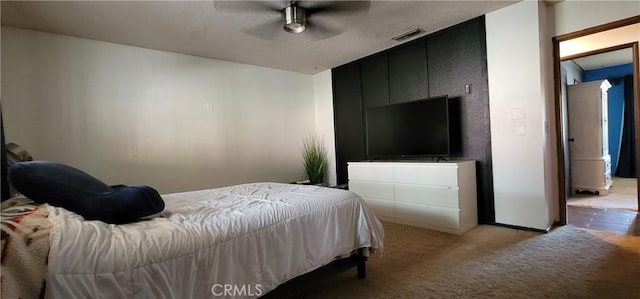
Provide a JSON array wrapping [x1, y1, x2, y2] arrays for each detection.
[[332, 63, 365, 186], [332, 16, 495, 223], [426, 17, 494, 223], [388, 39, 429, 104], [361, 53, 389, 108]]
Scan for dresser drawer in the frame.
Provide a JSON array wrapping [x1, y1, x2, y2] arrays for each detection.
[[347, 161, 476, 234], [395, 202, 460, 229], [348, 163, 393, 182], [349, 181, 394, 200], [395, 184, 459, 208], [393, 164, 458, 186]]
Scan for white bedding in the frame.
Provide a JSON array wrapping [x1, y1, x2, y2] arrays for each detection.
[[45, 182, 384, 298]]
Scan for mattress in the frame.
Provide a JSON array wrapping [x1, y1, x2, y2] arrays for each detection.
[[45, 182, 384, 298]]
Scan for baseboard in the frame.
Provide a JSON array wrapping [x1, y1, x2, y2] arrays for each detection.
[[487, 222, 549, 233]]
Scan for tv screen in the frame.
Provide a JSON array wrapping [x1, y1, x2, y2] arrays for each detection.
[[365, 96, 458, 158]]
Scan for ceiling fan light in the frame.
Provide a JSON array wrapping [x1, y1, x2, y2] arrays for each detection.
[[283, 6, 306, 34]]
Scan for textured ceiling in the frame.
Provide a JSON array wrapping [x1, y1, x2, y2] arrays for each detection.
[[1, 0, 518, 74], [572, 48, 633, 71]]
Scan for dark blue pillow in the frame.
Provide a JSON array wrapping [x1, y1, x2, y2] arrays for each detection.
[[8, 161, 164, 224]]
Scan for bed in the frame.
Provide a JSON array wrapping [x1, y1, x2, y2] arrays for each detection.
[[1, 182, 384, 298]]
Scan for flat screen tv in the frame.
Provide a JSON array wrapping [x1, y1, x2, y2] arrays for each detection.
[[365, 95, 459, 159]]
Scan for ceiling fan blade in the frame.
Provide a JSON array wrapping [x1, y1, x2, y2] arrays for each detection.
[[304, 19, 344, 41], [303, 1, 371, 40], [218, 1, 371, 41], [305, 1, 371, 17], [243, 17, 284, 40], [213, 1, 283, 14]]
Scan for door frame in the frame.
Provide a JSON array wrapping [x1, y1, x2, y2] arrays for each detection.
[[553, 15, 640, 225]]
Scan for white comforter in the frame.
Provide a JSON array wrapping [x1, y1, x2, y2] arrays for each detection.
[[45, 183, 384, 298]]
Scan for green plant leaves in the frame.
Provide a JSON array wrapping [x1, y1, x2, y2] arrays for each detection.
[[302, 134, 327, 185]]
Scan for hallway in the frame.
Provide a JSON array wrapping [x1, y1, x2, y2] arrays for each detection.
[[567, 177, 639, 236], [567, 205, 639, 236]]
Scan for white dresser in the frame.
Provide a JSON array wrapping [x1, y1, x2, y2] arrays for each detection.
[[348, 161, 477, 235], [568, 80, 612, 194]]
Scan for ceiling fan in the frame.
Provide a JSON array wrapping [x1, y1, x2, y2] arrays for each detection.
[[213, 1, 371, 41]]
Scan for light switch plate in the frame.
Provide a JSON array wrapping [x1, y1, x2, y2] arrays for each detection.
[[511, 107, 526, 120]]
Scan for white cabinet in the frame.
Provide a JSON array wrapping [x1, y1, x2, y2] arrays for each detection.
[[568, 80, 612, 194], [571, 156, 612, 194], [348, 161, 477, 235]]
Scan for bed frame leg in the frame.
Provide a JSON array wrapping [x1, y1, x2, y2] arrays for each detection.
[[356, 257, 366, 279]]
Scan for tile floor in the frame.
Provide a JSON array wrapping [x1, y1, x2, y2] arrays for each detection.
[[567, 205, 639, 236]]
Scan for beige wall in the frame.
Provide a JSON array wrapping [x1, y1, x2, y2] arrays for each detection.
[[3, 1, 635, 222], [553, 0, 640, 36], [486, 0, 638, 229], [1, 27, 318, 194], [487, 1, 549, 229], [540, 0, 557, 226], [313, 70, 337, 186]]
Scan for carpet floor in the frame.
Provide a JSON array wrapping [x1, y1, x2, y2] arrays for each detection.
[[298, 222, 640, 298]]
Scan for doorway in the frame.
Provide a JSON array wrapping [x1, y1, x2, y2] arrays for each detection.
[[553, 16, 640, 231], [564, 48, 637, 207], [562, 47, 639, 236]]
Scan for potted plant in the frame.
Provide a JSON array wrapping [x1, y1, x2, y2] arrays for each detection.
[[302, 133, 327, 185]]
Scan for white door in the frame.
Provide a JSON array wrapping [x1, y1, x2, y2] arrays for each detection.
[[568, 81, 605, 159]]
